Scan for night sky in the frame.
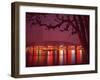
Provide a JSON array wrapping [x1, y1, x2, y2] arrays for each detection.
[[26, 12, 89, 46]]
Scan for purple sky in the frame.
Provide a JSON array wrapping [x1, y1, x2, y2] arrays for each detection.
[[26, 13, 81, 46]]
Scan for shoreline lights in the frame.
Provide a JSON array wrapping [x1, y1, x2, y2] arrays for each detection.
[[26, 45, 84, 67]]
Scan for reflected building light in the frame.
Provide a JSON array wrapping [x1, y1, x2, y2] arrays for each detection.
[[59, 45, 64, 65], [71, 48, 75, 64], [76, 46, 83, 64]]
